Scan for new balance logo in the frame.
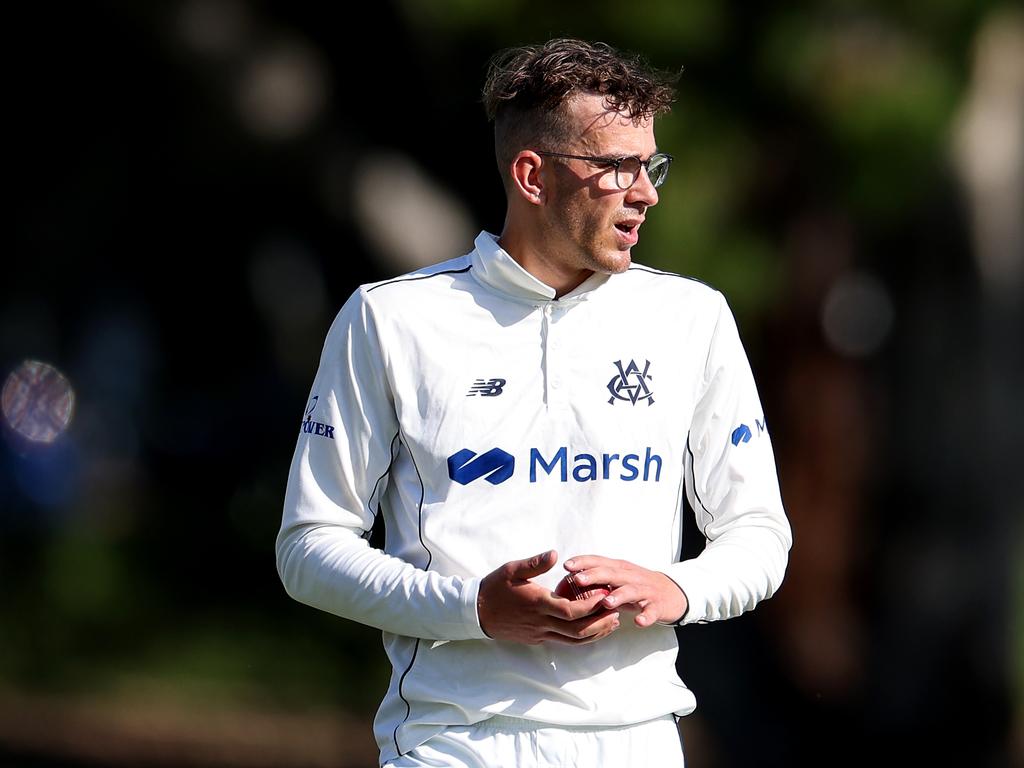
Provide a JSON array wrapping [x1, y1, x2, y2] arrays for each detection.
[[447, 448, 515, 485], [467, 378, 506, 397]]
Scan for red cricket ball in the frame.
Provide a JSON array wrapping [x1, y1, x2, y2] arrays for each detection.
[[554, 573, 611, 602]]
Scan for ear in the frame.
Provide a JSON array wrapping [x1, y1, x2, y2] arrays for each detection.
[[508, 150, 545, 206]]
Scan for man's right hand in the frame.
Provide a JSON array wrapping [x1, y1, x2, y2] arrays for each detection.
[[476, 550, 620, 645]]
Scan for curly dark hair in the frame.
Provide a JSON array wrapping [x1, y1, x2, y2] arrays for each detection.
[[483, 38, 677, 122], [482, 38, 678, 188]]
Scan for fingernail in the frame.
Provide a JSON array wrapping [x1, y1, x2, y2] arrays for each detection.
[[604, 596, 616, 606], [565, 559, 575, 568]]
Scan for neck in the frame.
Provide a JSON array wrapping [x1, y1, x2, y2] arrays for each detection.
[[497, 220, 591, 299]]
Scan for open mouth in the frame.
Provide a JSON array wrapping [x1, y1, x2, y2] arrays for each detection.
[[614, 220, 641, 245], [614, 218, 643, 234]]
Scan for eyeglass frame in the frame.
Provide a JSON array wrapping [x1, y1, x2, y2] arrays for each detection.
[[534, 150, 674, 190]]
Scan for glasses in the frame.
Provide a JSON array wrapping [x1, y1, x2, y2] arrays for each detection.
[[535, 151, 673, 189]]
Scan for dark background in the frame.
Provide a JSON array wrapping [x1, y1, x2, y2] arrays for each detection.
[[2, 2, 1022, 766]]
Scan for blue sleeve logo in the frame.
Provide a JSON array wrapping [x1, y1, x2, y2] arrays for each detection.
[[731, 418, 767, 446], [731, 424, 752, 445]]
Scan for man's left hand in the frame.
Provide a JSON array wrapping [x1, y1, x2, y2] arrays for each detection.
[[562, 556, 688, 627]]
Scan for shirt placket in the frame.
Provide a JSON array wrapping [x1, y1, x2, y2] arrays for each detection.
[[542, 301, 570, 410]]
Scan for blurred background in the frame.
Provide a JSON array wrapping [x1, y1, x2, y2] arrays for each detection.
[[2, 1, 1022, 766]]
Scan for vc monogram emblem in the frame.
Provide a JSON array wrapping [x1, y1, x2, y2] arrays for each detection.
[[607, 359, 655, 406]]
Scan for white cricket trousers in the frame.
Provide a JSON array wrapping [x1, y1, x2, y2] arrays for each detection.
[[383, 714, 685, 768]]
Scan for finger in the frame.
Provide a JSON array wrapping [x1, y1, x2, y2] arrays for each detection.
[[562, 609, 620, 638], [543, 589, 610, 620], [571, 566, 622, 589], [562, 555, 614, 573], [546, 616, 621, 645], [611, 601, 642, 613], [545, 610, 621, 642], [507, 550, 558, 581], [634, 602, 660, 628], [600, 585, 643, 609]]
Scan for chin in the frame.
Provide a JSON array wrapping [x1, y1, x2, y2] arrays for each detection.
[[597, 251, 632, 274], [577, 240, 633, 275]]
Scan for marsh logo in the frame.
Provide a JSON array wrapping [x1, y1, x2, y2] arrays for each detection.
[[447, 448, 515, 485], [607, 359, 654, 406], [529, 447, 662, 482], [446, 446, 663, 485], [731, 419, 767, 446], [300, 394, 335, 440]]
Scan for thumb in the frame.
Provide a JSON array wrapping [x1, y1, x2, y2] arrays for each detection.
[[507, 550, 557, 581]]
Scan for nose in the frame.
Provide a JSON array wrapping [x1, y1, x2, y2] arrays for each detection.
[[627, 165, 659, 207]]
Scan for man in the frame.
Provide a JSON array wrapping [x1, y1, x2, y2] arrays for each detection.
[[278, 38, 791, 767]]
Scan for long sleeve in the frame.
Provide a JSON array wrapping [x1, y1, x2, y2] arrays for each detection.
[[275, 288, 487, 641], [663, 293, 792, 624]]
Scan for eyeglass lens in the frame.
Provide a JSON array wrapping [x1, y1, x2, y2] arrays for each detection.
[[617, 155, 671, 189]]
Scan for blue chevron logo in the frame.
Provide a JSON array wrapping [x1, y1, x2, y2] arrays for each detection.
[[447, 448, 516, 485], [731, 424, 752, 446], [731, 418, 768, 447]]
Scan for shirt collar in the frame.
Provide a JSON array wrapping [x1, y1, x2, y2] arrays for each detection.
[[470, 231, 609, 304]]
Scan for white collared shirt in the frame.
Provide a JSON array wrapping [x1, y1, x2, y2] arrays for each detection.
[[277, 231, 792, 763]]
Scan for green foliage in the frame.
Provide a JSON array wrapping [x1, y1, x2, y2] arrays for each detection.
[[761, 10, 960, 220], [642, 105, 780, 319]]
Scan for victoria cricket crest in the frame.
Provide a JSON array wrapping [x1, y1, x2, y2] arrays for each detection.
[[607, 359, 654, 406]]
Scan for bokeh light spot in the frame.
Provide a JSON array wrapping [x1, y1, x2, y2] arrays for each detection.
[[821, 272, 894, 359], [237, 41, 327, 140], [2, 360, 76, 444]]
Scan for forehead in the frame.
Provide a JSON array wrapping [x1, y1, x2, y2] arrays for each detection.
[[564, 92, 656, 155]]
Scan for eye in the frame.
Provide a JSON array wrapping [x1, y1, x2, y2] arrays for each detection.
[[614, 157, 642, 189]]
